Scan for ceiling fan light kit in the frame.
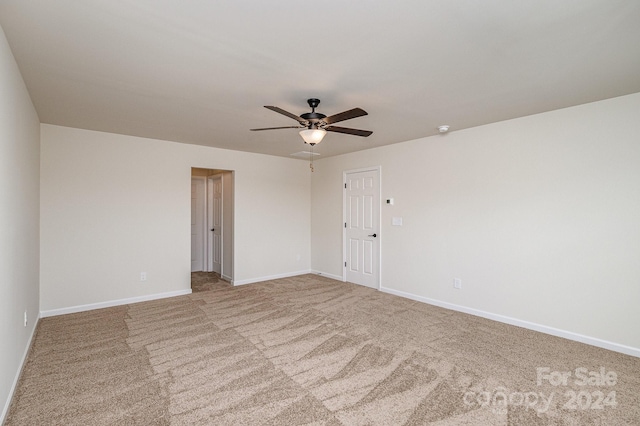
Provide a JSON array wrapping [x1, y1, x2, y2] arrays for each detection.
[[299, 128, 327, 145]]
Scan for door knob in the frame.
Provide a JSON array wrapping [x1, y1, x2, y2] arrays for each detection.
[[368, 233, 377, 237], [211, 228, 215, 232]]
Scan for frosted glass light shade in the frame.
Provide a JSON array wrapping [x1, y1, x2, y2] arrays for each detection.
[[299, 128, 327, 145]]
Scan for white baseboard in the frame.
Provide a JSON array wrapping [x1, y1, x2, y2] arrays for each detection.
[[232, 270, 313, 286], [1, 316, 40, 424], [310, 270, 344, 282], [221, 274, 233, 282], [40, 289, 192, 318], [380, 286, 640, 359]]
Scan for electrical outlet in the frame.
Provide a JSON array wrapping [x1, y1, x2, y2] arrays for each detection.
[[24, 310, 28, 327], [140, 272, 147, 281], [454, 278, 462, 289]]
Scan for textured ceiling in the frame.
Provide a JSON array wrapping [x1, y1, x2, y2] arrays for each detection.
[[1, 1, 639, 159]]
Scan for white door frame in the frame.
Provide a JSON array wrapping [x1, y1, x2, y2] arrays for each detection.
[[191, 176, 207, 272], [206, 175, 223, 274], [206, 176, 213, 272], [342, 166, 381, 289]]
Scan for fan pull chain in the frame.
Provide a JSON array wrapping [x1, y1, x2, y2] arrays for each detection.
[[309, 144, 314, 172]]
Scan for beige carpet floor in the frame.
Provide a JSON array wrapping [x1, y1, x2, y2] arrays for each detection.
[[6, 274, 640, 425], [190, 271, 228, 293]]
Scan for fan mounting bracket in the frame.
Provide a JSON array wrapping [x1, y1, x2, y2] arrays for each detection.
[[307, 98, 321, 110]]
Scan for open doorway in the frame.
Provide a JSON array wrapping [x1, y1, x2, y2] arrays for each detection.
[[191, 168, 234, 291]]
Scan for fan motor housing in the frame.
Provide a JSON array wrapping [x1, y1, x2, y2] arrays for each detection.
[[300, 112, 326, 121]]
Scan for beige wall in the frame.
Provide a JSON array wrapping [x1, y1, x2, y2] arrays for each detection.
[[0, 26, 41, 421], [311, 93, 640, 352], [40, 124, 311, 311]]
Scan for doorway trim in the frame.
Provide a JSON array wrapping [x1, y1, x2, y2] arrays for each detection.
[[206, 174, 223, 274], [191, 176, 207, 272], [191, 168, 235, 283], [342, 166, 381, 289]]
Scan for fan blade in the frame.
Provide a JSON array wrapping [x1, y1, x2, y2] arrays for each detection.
[[250, 126, 303, 131], [264, 106, 305, 123], [324, 108, 368, 125], [326, 126, 373, 137]]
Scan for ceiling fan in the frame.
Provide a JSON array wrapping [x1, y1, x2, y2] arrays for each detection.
[[250, 98, 373, 145]]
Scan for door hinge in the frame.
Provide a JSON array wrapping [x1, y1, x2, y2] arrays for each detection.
[[344, 183, 347, 189], [344, 222, 347, 228], [344, 262, 347, 267]]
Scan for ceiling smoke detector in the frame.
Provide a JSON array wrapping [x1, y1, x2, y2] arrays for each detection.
[[438, 125, 450, 133]]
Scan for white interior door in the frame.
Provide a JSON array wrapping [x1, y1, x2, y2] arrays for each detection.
[[191, 177, 206, 272], [344, 168, 380, 289], [207, 175, 222, 274]]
